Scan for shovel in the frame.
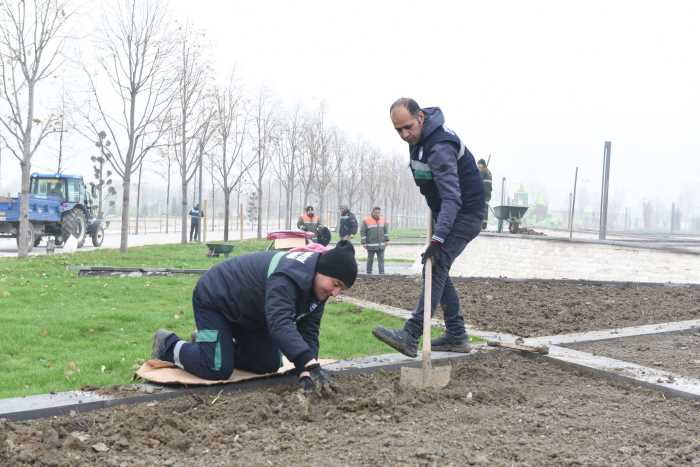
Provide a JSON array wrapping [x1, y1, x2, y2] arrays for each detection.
[[400, 213, 451, 389]]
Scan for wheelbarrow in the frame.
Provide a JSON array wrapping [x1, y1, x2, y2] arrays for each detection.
[[206, 243, 234, 257], [491, 205, 529, 233], [266, 230, 315, 250]]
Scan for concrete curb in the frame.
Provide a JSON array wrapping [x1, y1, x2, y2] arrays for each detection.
[[343, 297, 700, 402], [0, 352, 472, 422]]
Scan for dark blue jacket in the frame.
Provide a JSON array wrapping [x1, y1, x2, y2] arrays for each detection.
[[338, 210, 358, 237], [194, 250, 323, 370], [189, 207, 201, 223], [409, 107, 484, 242]]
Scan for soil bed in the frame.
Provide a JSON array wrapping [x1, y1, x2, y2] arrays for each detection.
[[2, 351, 699, 466], [568, 329, 700, 379], [347, 276, 700, 337]]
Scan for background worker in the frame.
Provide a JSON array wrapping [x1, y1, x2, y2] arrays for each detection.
[[373, 97, 484, 356], [152, 241, 358, 393], [297, 205, 321, 240], [337, 205, 358, 242], [361, 206, 390, 274], [477, 159, 492, 230], [189, 204, 202, 242]]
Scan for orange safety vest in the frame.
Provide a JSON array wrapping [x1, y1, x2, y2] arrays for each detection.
[[361, 215, 388, 249]]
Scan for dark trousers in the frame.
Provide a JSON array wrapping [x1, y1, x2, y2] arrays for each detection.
[[175, 296, 282, 380], [190, 220, 200, 242], [404, 213, 482, 339], [366, 248, 385, 274]]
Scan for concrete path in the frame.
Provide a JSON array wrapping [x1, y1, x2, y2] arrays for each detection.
[[384, 234, 700, 284]]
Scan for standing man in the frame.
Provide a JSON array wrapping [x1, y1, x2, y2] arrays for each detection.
[[361, 206, 390, 274], [297, 205, 321, 239], [152, 241, 358, 392], [337, 205, 358, 242], [189, 204, 202, 242], [477, 159, 492, 230], [373, 98, 484, 356]]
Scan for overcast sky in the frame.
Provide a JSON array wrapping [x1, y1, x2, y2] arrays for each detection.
[[3, 0, 700, 213], [174, 0, 700, 211]]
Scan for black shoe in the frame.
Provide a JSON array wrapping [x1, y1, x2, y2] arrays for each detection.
[[372, 326, 418, 358], [431, 333, 472, 353], [151, 329, 176, 361]]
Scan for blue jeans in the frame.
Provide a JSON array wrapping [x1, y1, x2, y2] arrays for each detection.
[[367, 248, 385, 274], [404, 213, 482, 339]]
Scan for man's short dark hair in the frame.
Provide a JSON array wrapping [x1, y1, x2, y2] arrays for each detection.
[[372, 206, 381, 211], [390, 97, 421, 117], [306, 205, 314, 211], [477, 159, 486, 166]]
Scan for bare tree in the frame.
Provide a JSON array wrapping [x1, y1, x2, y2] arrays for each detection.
[[170, 23, 211, 243], [309, 109, 335, 225], [211, 76, 251, 241], [0, 0, 69, 257], [343, 140, 366, 211], [85, 0, 175, 252], [361, 145, 381, 210], [248, 87, 277, 238], [271, 106, 302, 229], [152, 147, 173, 232], [298, 113, 319, 210]]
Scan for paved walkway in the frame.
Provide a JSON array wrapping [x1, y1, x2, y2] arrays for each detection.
[[382, 235, 700, 284]]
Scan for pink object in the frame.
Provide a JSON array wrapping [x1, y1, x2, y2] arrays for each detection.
[[266, 230, 314, 240], [288, 242, 330, 253]]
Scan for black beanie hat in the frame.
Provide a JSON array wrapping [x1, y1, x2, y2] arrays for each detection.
[[316, 240, 358, 288]]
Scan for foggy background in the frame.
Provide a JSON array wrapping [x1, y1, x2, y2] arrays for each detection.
[[1, 0, 699, 234]]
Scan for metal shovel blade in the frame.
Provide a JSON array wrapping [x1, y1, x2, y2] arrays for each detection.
[[400, 364, 452, 389]]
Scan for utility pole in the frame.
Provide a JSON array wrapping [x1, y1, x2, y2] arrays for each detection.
[[598, 141, 612, 240], [570, 167, 579, 241]]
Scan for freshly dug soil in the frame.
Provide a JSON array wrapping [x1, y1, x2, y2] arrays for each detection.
[[347, 276, 700, 337], [568, 329, 700, 379], [2, 351, 699, 466]]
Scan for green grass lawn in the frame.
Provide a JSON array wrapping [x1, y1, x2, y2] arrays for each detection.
[[0, 241, 439, 398]]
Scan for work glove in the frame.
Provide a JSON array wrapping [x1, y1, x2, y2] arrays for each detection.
[[298, 363, 336, 396], [421, 240, 444, 267]]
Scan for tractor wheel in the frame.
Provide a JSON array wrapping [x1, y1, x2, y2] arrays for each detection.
[[16, 222, 36, 252], [91, 226, 105, 247], [61, 209, 87, 248]]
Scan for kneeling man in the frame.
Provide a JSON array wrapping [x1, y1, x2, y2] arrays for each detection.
[[151, 241, 357, 392]]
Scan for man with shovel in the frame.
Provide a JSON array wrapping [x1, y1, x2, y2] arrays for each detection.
[[373, 98, 484, 357], [151, 241, 357, 394]]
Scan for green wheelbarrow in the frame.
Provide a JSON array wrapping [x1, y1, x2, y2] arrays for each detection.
[[491, 205, 529, 233], [206, 243, 234, 257]]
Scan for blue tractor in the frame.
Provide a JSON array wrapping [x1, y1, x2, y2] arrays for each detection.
[[0, 173, 106, 251]]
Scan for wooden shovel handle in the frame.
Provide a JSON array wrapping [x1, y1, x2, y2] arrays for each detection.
[[423, 212, 433, 370]]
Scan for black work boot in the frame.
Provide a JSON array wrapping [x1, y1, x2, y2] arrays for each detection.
[[151, 329, 177, 361], [372, 326, 418, 358], [431, 333, 472, 353]]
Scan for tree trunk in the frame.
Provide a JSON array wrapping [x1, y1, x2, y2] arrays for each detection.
[[17, 161, 31, 258], [285, 186, 293, 230], [223, 191, 231, 241], [135, 163, 142, 235], [210, 161, 215, 231], [256, 183, 263, 239], [318, 188, 326, 226], [120, 175, 131, 253], [181, 180, 188, 244], [165, 158, 171, 233]]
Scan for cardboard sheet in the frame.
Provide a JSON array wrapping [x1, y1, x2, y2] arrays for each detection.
[[135, 358, 335, 386]]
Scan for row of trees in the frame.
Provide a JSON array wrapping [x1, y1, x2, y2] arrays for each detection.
[[0, 0, 425, 257]]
